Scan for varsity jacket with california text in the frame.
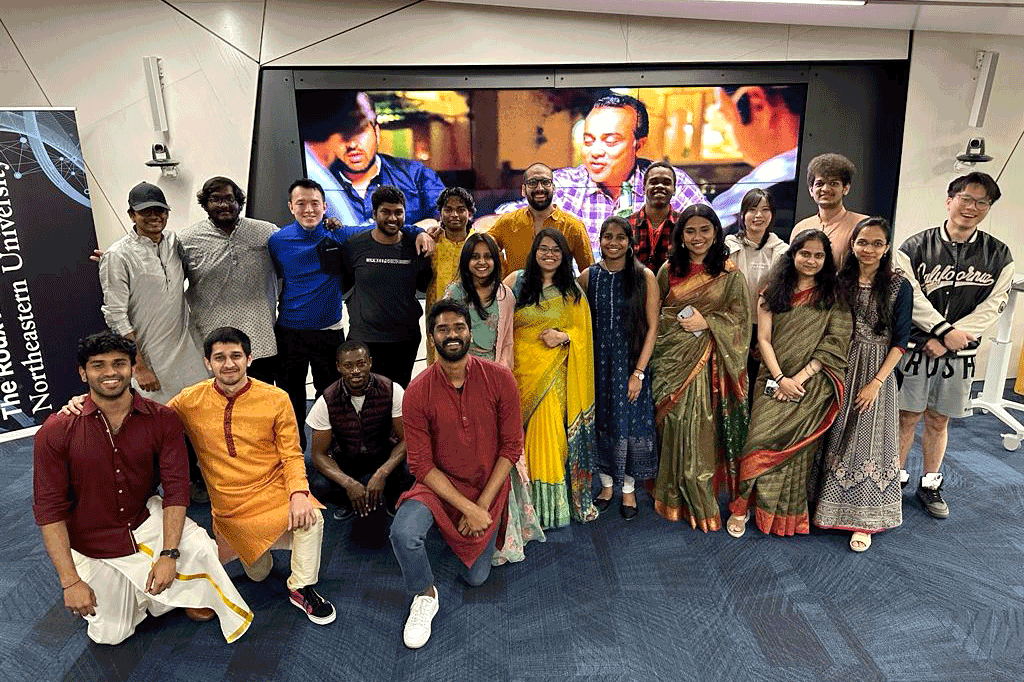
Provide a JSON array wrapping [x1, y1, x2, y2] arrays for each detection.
[[893, 222, 1014, 357]]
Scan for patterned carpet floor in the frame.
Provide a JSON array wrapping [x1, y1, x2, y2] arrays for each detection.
[[2, 387, 1023, 682]]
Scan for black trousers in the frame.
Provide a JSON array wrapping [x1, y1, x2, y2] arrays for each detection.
[[309, 461, 415, 548], [247, 354, 278, 384], [363, 337, 421, 388], [275, 325, 343, 450]]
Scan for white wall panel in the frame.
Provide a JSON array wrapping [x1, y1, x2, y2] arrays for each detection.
[[785, 25, 910, 61], [624, 16, 791, 63], [266, 2, 631, 66], [261, 0, 410, 64], [169, 1, 266, 61], [0, 24, 47, 106]]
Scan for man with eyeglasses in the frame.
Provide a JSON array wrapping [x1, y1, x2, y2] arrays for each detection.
[[894, 171, 1014, 520], [482, 94, 707, 261], [792, 153, 868, 265], [486, 162, 593, 274], [180, 177, 281, 385]]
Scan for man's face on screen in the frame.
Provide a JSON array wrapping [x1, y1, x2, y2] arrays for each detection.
[[582, 106, 643, 187], [333, 95, 380, 177]]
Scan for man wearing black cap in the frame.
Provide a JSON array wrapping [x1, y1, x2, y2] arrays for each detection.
[[98, 183, 208, 404]]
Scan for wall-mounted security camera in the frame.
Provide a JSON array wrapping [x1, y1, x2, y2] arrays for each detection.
[[956, 137, 992, 166], [145, 142, 180, 178]]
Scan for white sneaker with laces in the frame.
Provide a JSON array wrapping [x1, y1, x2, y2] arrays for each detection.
[[403, 590, 439, 649]]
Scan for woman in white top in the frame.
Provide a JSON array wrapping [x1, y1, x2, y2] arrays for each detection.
[[724, 188, 789, 404]]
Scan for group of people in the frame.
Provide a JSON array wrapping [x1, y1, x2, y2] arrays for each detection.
[[32, 139, 1013, 652]]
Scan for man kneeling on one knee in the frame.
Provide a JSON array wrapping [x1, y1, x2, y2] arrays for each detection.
[[390, 300, 524, 649], [36, 331, 252, 644], [307, 340, 414, 531], [64, 327, 336, 625]]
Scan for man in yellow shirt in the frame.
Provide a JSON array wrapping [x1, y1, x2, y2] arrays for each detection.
[[168, 327, 336, 625], [486, 163, 594, 275]]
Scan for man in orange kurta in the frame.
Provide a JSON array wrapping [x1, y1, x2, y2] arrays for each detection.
[[168, 326, 336, 626]]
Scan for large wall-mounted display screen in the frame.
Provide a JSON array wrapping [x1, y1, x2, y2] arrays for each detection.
[[295, 85, 806, 255]]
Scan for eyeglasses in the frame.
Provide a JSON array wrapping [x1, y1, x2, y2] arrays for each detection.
[[854, 239, 888, 250], [524, 178, 553, 189], [208, 195, 239, 207], [955, 194, 992, 209], [536, 245, 562, 255]]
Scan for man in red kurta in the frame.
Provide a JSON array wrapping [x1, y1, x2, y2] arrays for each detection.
[[390, 300, 523, 649]]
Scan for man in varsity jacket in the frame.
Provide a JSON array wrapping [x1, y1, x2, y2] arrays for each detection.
[[894, 171, 1014, 520]]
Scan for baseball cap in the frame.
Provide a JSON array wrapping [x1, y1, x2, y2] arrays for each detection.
[[128, 182, 170, 211]]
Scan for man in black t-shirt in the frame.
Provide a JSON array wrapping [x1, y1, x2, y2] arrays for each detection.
[[341, 185, 433, 387]]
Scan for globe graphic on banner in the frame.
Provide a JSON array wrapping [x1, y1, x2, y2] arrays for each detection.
[[0, 109, 90, 208]]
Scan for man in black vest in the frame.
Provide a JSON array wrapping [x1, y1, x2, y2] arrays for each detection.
[[307, 340, 413, 543]]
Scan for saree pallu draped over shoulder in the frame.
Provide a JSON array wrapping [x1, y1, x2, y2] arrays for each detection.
[[651, 262, 751, 531], [512, 278, 598, 529], [730, 288, 852, 536]]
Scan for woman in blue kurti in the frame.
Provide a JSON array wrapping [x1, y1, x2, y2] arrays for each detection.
[[578, 216, 660, 519]]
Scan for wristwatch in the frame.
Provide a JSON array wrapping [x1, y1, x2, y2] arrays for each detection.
[[159, 548, 180, 560], [632, 369, 645, 381]]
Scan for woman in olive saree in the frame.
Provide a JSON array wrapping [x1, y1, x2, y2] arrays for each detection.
[[503, 228, 598, 530], [652, 205, 751, 531], [728, 229, 852, 537]]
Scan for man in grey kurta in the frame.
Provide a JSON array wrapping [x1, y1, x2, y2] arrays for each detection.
[[98, 182, 208, 404], [179, 177, 280, 383]]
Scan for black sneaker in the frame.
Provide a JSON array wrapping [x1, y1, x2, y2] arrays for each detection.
[[916, 481, 950, 519], [289, 585, 336, 625], [332, 507, 353, 521]]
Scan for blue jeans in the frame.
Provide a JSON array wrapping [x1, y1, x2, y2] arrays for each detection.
[[389, 500, 497, 594]]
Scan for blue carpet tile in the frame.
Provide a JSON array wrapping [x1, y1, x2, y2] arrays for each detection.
[[2, 385, 1024, 681]]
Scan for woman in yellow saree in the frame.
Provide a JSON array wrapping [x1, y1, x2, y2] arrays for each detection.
[[503, 228, 598, 529], [651, 205, 752, 531], [728, 229, 852, 537]]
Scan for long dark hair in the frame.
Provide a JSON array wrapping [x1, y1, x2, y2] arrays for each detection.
[[837, 217, 896, 335], [599, 216, 648, 368], [761, 229, 838, 313], [457, 233, 503, 320], [668, 204, 728, 278], [517, 228, 581, 309], [737, 188, 775, 249]]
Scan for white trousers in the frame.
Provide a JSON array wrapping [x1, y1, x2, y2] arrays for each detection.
[[598, 473, 636, 494], [72, 496, 253, 645]]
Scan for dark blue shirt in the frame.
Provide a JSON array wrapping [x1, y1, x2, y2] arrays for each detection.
[[324, 154, 446, 226]]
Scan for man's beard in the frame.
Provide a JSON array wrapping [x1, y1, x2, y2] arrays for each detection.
[[434, 337, 470, 362], [527, 193, 553, 212], [336, 153, 376, 176]]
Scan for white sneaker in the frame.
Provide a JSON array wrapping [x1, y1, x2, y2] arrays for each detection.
[[403, 590, 439, 649]]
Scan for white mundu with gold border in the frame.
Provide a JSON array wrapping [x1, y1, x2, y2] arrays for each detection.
[[72, 496, 252, 645]]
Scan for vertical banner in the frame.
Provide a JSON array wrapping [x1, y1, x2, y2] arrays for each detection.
[[0, 108, 105, 434]]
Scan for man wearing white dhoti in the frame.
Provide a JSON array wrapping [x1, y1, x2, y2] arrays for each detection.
[[33, 331, 252, 645]]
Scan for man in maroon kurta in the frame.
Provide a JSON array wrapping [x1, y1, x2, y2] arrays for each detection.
[[390, 299, 523, 649]]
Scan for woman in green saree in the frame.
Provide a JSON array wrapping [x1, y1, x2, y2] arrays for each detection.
[[651, 205, 752, 531], [728, 228, 852, 538], [503, 228, 598, 529]]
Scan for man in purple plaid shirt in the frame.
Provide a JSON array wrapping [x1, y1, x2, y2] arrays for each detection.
[[490, 94, 708, 260]]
